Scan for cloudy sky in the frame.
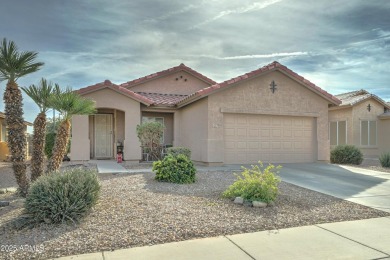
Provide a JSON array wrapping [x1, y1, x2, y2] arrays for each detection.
[[0, 0, 389, 130]]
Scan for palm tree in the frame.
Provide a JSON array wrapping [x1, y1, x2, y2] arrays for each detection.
[[21, 78, 55, 182], [47, 86, 96, 172], [0, 38, 44, 196]]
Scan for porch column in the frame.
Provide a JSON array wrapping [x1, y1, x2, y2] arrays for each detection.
[[123, 110, 141, 161], [71, 115, 90, 161]]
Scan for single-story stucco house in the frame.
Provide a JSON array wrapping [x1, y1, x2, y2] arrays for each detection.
[[329, 90, 390, 157], [71, 61, 343, 165], [0, 111, 32, 161]]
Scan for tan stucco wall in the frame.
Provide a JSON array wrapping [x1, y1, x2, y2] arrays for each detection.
[[127, 71, 211, 95], [207, 70, 330, 163], [141, 112, 174, 145], [353, 98, 386, 157], [329, 98, 388, 157], [329, 107, 353, 147], [116, 110, 125, 144], [379, 117, 390, 155], [71, 88, 141, 161], [175, 98, 209, 162]]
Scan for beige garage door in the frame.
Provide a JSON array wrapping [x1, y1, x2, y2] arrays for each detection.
[[224, 114, 316, 164]]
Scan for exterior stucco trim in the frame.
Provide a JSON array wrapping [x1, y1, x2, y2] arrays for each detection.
[[220, 108, 320, 117]]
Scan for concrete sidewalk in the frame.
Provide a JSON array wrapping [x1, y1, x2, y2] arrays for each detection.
[[92, 160, 130, 174], [57, 217, 390, 260]]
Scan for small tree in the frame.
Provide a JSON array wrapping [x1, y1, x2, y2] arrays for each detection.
[[47, 86, 96, 172], [21, 78, 56, 182], [0, 38, 44, 196], [136, 121, 164, 161]]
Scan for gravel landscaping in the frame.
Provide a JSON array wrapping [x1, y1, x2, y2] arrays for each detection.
[[1, 168, 389, 260]]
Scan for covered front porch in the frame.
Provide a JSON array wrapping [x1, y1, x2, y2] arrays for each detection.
[[88, 108, 125, 159]]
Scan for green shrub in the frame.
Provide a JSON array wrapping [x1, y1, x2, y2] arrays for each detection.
[[45, 132, 56, 159], [379, 152, 390, 168], [167, 147, 191, 159], [330, 145, 363, 165], [137, 122, 164, 161], [25, 168, 100, 224], [45, 132, 70, 159], [153, 154, 196, 184], [222, 162, 281, 203]]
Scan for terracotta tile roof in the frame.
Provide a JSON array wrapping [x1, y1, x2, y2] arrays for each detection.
[[335, 89, 390, 108], [0, 111, 32, 126], [135, 92, 188, 106], [120, 63, 216, 88], [77, 80, 154, 105], [178, 61, 341, 106]]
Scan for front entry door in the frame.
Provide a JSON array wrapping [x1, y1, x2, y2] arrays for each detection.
[[94, 114, 113, 158]]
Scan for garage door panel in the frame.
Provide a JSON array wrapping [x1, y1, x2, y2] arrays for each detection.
[[237, 142, 247, 149], [224, 114, 315, 164], [224, 128, 235, 136], [248, 142, 259, 149], [249, 129, 259, 137], [272, 129, 282, 137], [237, 116, 247, 124], [237, 128, 247, 136], [261, 129, 270, 137], [225, 141, 235, 149]]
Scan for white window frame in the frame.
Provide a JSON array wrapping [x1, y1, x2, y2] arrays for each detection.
[[329, 121, 347, 145], [142, 116, 165, 143], [1, 121, 7, 142], [360, 120, 377, 146]]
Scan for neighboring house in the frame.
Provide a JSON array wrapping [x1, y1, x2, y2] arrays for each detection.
[[0, 111, 32, 161], [329, 90, 390, 158], [71, 61, 341, 165]]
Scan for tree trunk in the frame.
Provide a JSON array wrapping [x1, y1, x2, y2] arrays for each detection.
[[47, 119, 70, 173], [30, 112, 47, 182], [3, 81, 28, 196]]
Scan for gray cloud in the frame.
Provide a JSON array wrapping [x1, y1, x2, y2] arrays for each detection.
[[0, 0, 389, 129]]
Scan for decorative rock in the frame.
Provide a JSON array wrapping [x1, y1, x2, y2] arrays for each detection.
[[243, 200, 253, 207], [0, 188, 6, 194], [6, 187, 17, 193], [12, 199, 25, 207], [234, 197, 244, 204], [0, 201, 10, 207], [252, 201, 267, 208]]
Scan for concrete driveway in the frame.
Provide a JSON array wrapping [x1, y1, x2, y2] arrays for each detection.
[[279, 163, 390, 213]]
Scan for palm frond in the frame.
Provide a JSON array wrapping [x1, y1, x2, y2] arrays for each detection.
[[50, 86, 96, 120], [21, 78, 55, 113], [0, 38, 44, 82]]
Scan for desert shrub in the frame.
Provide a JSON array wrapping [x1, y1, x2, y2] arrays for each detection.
[[379, 152, 390, 168], [137, 121, 164, 161], [167, 147, 191, 159], [330, 145, 363, 165], [25, 168, 100, 224], [153, 154, 196, 184], [223, 162, 281, 203]]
